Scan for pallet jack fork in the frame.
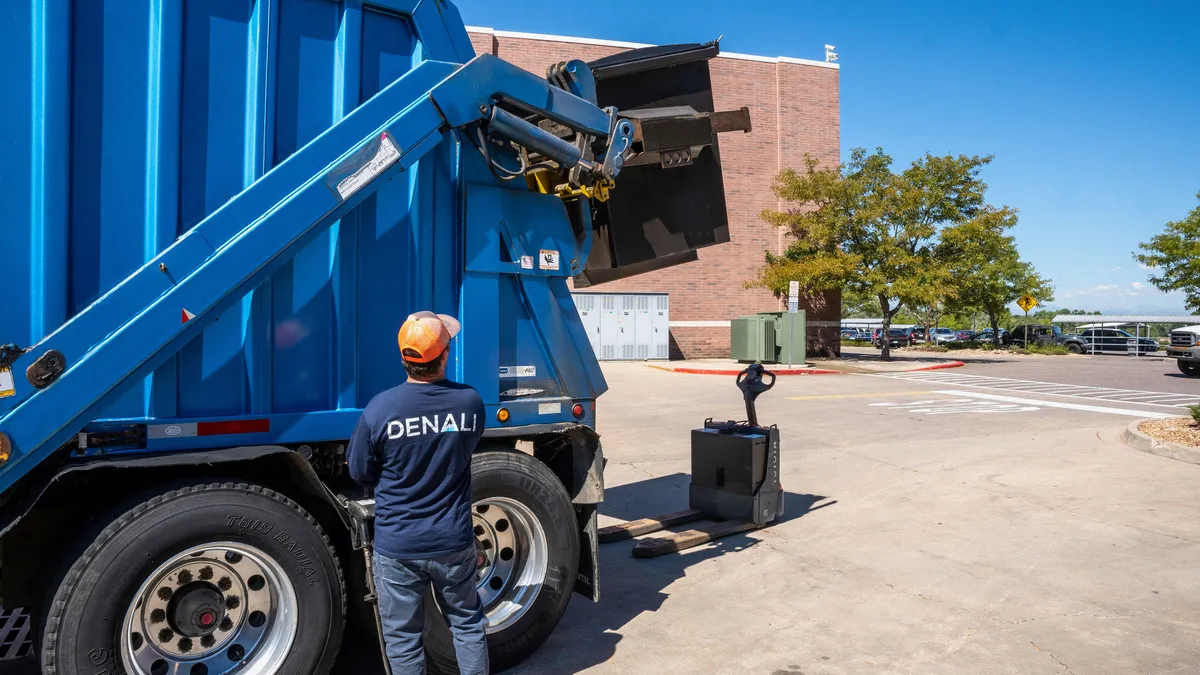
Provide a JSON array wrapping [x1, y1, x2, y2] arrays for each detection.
[[599, 364, 783, 558]]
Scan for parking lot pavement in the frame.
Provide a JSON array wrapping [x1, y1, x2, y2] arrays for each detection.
[[842, 345, 1198, 398], [513, 362, 1200, 675], [877, 371, 1200, 413]]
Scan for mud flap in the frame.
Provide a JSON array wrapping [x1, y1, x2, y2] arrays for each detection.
[[574, 504, 601, 602], [575, 41, 743, 286]]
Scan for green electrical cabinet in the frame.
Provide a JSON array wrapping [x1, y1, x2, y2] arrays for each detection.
[[755, 311, 807, 364], [731, 315, 777, 362], [771, 311, 807, 364]]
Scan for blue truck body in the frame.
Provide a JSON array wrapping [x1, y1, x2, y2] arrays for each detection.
[[0, 0, 610, 490], [0, 2, 738, 671]]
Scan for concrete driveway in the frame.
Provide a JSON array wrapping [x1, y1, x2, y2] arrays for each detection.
[[513, 361, 1200, 675]]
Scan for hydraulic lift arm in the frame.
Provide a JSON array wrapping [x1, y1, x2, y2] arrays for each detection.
[[0, 54, 632, 494]]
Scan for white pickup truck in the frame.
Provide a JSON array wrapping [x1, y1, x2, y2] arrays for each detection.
[[1167, 326, 1200, 377]]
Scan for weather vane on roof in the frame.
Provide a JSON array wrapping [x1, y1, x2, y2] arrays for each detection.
[[825, 44, 838, 63]]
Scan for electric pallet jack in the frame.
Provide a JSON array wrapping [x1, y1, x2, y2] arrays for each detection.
[[599, 364, 783, 558]]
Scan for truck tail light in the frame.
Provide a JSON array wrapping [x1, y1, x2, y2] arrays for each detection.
[[572, 403, 585, 418]]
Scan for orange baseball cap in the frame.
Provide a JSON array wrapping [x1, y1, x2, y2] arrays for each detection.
[[397, 311, 461, 363]]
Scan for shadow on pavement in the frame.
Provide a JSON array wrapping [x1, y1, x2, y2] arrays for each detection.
[[508, 473, 835, 674]]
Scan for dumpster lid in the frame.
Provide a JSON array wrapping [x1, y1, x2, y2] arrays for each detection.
[[588, 40, 721, 80]]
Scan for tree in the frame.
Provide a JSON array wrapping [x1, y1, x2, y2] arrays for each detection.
[[1136, 192, 1200, 312], [940, 207, 1053, 343], [840, 288, 879, 319], [908, 301, 946, 343], [754, 147, 993, 360]]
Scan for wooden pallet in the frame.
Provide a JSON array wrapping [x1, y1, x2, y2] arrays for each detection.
[[631, 520, 758, 558], [597, 509, 704, 543], [599, 508, 760, 558]]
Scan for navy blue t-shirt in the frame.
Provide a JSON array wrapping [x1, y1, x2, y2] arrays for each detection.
[[348, 380, 485, 559]]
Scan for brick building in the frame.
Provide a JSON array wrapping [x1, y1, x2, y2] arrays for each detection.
[[468, 27, 842, 358]]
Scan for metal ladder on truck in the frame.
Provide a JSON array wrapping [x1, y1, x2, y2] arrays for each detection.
[[0, 54, 629, 493]]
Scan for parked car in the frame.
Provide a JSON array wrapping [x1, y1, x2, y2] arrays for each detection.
[[909, 327, 927, 342], [875, 327, 918, 349], [841, 328, 867, 341], [1009, 324, 1094, 352], [1076, 328, 1160, 355], [955, 330, 977, 341], [930, 327, 958, 344], [1167, 326, 1200, 376], [974, 327, 1010, 345]]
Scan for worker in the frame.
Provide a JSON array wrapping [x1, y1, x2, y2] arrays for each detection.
[[348, 310, 489, 675]]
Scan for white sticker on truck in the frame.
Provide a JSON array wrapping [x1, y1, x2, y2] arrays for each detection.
[[538, 402, 562, 415], [539, 249, 560, 270], [336, 133, 401, 200], [499, 366, 537, 378], [0, 368, 14, 398]]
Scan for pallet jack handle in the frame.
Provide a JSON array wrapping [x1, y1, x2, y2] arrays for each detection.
[[735, 364, 775, 426]]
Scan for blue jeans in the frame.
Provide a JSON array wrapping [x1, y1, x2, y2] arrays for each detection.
[[374, 546, 490, 675]]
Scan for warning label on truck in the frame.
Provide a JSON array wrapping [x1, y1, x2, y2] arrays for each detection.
[[328, 132, 401, 201], [539, 249, 560, 271], [0, 369, 14, 398]]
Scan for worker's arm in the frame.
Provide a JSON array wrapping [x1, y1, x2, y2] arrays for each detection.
[[347, 414, 382, 488]]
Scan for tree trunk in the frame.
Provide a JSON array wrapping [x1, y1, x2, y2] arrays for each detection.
[[988, 311, 1000, 347], [879, 295, 892, 361]]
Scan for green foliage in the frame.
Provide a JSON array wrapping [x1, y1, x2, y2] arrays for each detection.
[[940, 206, 1053, 340], [1015, 343, 1070, 356], [756, 147, 994, 359], [908, 343, 950, 353], [1137, 192, 1200, 312], [1191, 404, 1200, 425], [840, 288, 880, 319]]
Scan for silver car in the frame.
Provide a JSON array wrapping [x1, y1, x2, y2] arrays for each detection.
[[931, 328, 959, 344]]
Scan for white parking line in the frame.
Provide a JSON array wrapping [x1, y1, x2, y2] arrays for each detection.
[[932, 390, 1178, 419], [877, 372, 1200, 409]]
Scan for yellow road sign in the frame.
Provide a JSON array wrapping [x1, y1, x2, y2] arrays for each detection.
[[1017, 295, 1038, 313]]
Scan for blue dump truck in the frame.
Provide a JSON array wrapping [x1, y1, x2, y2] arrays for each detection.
[[0, 1, 747, 673]]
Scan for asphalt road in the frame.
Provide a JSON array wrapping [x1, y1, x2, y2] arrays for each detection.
[[845, 346, 1199, 397]]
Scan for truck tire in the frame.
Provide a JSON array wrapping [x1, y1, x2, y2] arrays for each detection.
[[41, 482, 345, 675], [424, 451, 579, 674], [1180, 361, 1200, 377], [1067, 343, 1083, 354]]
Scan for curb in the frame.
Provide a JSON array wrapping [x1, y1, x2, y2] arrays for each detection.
[[912, 360, 966, 372], [1123, 420, 1200, 465], [646, 360, 965, 376]]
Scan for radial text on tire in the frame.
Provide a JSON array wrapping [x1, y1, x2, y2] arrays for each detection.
[[40, 481, 345, 675], [423, 450, 580, 674]]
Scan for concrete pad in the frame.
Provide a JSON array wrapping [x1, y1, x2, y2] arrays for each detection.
[[511, 362, 1200, 675]]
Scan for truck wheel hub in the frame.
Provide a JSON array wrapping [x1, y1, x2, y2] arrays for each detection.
[[167, 581, 224, 637], [121, 543, 298, 675], [472, 497, 549, 634]]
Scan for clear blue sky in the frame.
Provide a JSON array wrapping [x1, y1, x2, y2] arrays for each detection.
[[455, 0, 1200, 313]]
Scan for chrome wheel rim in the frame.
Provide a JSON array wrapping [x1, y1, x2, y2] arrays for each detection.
[[120, 542, 298, 675], [473, 497, 547, 634]]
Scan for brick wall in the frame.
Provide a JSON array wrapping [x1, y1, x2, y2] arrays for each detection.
[[469, 29, 841, 358]]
